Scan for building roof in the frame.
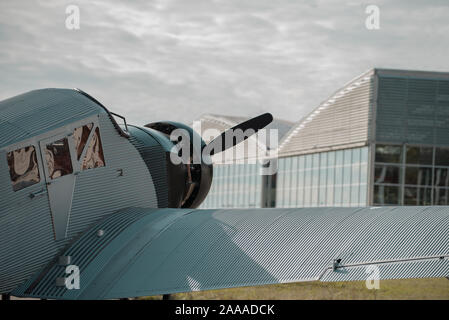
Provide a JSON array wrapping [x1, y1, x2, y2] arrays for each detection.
[[277, 68, 449, 157], [278, 69, 375, 157], [0, 88, 106, 149]]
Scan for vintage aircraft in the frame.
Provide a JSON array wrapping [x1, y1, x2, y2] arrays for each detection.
[[0, 88, 448, 300]]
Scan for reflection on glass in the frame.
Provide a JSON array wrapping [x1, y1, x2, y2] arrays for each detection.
[[434, 168, 449, 187], [374, 165, 401, 184], [375, 145, 402, 163], [406, 146, 433, 165], [434, 188, 449, 205], [435, 147, 449, 166], [82, 127, 105, 170], [405, 167, 432, 185], [7, 146, 40, 191], [45, 138, 73, 179], [374, 185, 400, 205], [404, 187, 432, 205], [73, 123, 93, 160]]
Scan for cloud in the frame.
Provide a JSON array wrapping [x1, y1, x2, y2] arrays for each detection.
[[0, 0, 448, 125]]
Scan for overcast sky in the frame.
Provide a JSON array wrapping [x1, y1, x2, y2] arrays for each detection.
[[0, 0, 448, 126]]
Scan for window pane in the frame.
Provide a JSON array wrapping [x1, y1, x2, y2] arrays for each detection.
[[360, 147, 368, 163], [7, 146, 40, 191], [344, 149, 352, 165], [327, 151, 335, 166], [435, 147, 449, 166], [45, 138, 73, 179], [73, 123, 93, 160], [434, 188, 449, 205], [434, 168, 449, 187], [305, 154, 312, 169], [335, 150, 343, 185], [352, 148, 361, 164], [320, 152, 327, 168], [406, 146, 433, 165], [336, 150, 343, 165], [405, 166, 432, 185], [327, 166, 335, 185], [374, 165, 401, 184], [350, 184, 359, 205], [375, 145, 402, 163], [374, 185, 400, 205], [343, 164, 351, 185], [404, 187, 432, 205], [352, 163, 360, 184], [82, 127, 106, 170], [334, 186, 342, 205], [326, 184, 334, 205], [359, 184, 367, 205], [342, 186, 350, 205], [360, 163, 368, 184]]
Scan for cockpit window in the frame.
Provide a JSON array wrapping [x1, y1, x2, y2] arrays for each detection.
[[7, 146, 41, 191], [73, 123, 93, 160], [82, 127, 105, 170], [45, 138, 73, 179]]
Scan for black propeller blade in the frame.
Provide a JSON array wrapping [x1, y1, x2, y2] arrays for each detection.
[[204, 113, 273, 156]]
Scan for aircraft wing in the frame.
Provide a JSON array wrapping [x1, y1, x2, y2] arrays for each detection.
[[13, 206, 449, 299]]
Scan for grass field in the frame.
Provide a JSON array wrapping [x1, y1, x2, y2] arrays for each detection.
[[143, 278, 449, 300]]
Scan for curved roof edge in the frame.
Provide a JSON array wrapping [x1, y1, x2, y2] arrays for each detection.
[[277, 68, 376, 156]]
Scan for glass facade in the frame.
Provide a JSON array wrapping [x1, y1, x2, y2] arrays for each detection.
[[275, 147, 368, 207], [199, 72, 449, 210], [200, 162, 262, 208], [376, 77, 449, 146], [373, 144, 449, 205]]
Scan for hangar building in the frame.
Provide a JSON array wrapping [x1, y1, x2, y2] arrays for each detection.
[[197, 68, 449, 208]]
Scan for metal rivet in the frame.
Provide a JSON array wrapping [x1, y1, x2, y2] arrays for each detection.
[[97, 229, 105, 237]]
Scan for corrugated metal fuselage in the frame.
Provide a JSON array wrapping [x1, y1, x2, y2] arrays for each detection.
[[0, 91, 164, 293]]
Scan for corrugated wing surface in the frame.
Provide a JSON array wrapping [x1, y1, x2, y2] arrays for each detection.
[[14, 206, 449, 299]]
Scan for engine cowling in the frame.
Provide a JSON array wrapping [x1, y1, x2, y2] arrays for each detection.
[[145, 121, 213, 209]]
